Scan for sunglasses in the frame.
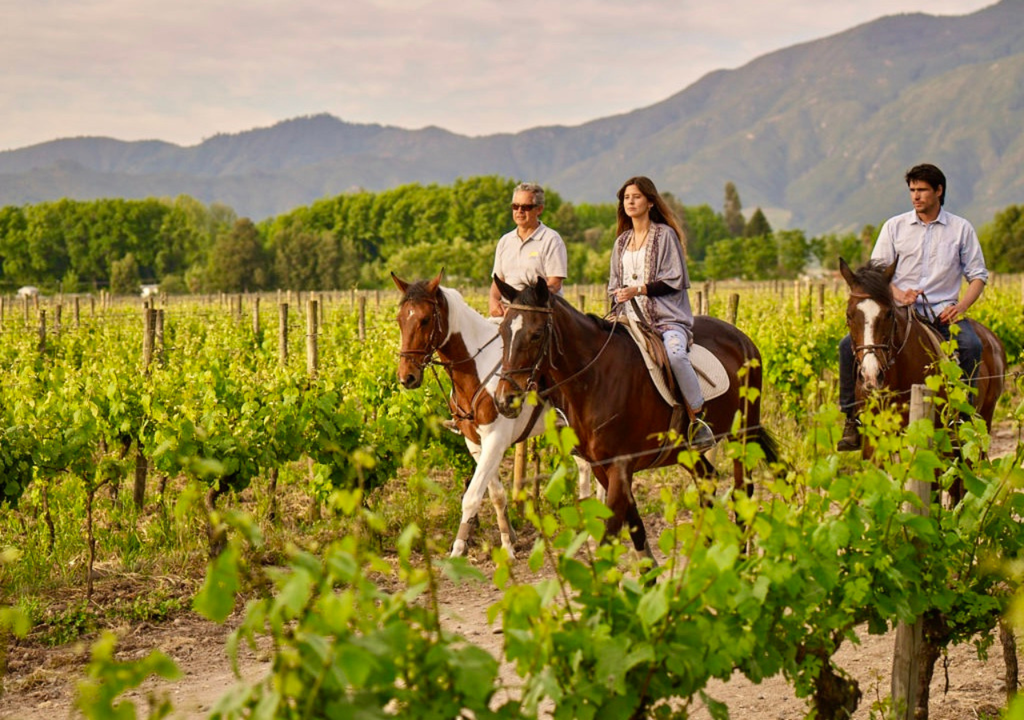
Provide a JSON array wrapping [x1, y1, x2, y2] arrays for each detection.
[[511, 203, 538, 212]]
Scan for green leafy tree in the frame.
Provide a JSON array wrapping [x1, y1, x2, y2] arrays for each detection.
[[723, 181, 746, 237], [207, 219, 269, 292], [109, 253, 141, 295], [704, 237, 745, 279], [743, 235, 779, 279], [776, 229, 810, 278], [745, 207, 773, 238], [683, 204, 730, 262], [548, 202, 582, 245], [979, 204, 1024, 272], [815, 232, 865, 270]]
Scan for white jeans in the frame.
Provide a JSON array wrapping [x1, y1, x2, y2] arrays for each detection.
[[663, 328, 704, 412]]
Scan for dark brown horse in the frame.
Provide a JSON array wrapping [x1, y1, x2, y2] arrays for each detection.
[[839, 257, 1006, 459], [493, 276, 779, 559]]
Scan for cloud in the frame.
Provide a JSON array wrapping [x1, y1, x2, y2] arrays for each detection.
[[0, 0, 997, 150]]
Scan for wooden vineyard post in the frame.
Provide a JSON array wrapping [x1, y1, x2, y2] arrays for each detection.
[[695, 291, 703, 316], [817, 283, 826, 322], [358, 295, 367, 342], [513, 441, 527, 511], [23, 294, 30, 327], [37, 309, 46, 353], [891, 383, 935, 719], [142, 305, 155, 374], [306, 298, 320, 522], [155, 309, 164, 362], [252, 295, 260, 336], [73, 296, 80, 329], [577, 293, 586, 312], [135, 306, 158, 510], [726, 293, 740, 326], [306, 298, 319, 377], [279, 302, 289, 367]]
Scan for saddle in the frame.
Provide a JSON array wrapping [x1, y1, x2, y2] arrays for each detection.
[[611, 303, 730, 409]]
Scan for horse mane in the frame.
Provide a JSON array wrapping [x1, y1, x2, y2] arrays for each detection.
[[850, 260, 894, 304]]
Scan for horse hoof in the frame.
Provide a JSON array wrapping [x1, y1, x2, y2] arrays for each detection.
[[451, 539, 468, 558], [501, 534, 517, 560]]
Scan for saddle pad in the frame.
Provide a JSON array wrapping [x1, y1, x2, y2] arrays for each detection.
[[620, 316, 730, 406]]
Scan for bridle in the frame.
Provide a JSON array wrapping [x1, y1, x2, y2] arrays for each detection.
[[496, 302, 555, 398], [397, 293, 502, 423], [397, 296, 447, 374], [848, 291, 914, 375], [498, 300, 620, 400]]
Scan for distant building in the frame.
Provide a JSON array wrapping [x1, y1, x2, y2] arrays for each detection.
[[16, 286, 39, 298], [140, 284, 160, 298]]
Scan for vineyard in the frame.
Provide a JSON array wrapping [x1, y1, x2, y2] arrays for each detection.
[[3, 276, 1024, 719]]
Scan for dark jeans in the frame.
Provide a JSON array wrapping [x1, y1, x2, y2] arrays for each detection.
[[838, 320, 982, 419]]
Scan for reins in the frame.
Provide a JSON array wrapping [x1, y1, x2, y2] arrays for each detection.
[[498, 300, 621, 401]]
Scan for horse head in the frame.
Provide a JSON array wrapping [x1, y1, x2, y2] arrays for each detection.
[[391, 269, 448, 389], [840, 257, 899, 392], [494, 275, 553, 418]]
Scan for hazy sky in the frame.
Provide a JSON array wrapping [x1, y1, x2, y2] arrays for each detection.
[[0, 0, 996, 151]]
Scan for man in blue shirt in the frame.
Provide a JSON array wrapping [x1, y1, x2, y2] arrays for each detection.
[[837, 164, 988, 451]]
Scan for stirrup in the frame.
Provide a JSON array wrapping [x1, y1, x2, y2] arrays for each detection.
[[688, 415, 716, 451]]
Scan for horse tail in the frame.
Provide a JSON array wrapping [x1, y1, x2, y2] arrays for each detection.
[[754, 425, 782, 468]]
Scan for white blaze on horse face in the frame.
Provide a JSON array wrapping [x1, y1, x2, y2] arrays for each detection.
[[859, 299, 882, 389], [506, 314, 525, 361]]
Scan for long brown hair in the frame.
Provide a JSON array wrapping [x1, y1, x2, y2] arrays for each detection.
[[615, 176, 686, 253]]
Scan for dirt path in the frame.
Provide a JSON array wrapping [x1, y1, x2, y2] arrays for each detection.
[[2, 424, 1019, 719]]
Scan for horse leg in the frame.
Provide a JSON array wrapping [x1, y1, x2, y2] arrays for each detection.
[[451, 440, 484, 557], [452, 437, 517, 559], [576, 456, 604, 502], [605, 462, 656, 568], [486, 469, 517, 557]]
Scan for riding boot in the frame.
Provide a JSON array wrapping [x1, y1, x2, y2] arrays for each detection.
[[836, 416, 861, 451], [688, 411, 716, 451]]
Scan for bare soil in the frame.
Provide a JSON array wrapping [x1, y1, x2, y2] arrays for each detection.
[[1, 423, 1019, 720]]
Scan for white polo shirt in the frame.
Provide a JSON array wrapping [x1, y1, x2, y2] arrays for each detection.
[[491, 222, 567, 292]]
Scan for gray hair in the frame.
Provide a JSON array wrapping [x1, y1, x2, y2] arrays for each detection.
[[512, 182, 545, 207]]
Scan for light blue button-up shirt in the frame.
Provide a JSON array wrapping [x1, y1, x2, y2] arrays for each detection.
[[870, 208, 988, 315]]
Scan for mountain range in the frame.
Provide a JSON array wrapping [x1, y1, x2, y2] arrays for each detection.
[[1, 0, 1021, 236]]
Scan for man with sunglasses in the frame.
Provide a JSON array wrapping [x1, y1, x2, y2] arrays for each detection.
[[488, 182, 568, 317]]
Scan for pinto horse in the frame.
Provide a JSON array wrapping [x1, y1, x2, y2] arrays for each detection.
[[839, 257, 1005, 460], [392, 271, 593, 559], [493, 276, 779, 559]]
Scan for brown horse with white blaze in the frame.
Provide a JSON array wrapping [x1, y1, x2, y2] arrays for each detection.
[[493, 276, 779, 560], [840, 257, 1005, 460]]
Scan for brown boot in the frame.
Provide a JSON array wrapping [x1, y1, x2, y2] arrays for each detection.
[[836, 417, 860, 451]]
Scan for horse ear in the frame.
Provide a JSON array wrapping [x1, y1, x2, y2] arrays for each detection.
[[427, 268, 444, 293], [391, 271, 409, 294], [536, 276, 550, 304], [839, 257, 856, 289], [884, 256, 898, 284], [495, 275, 518, 303]]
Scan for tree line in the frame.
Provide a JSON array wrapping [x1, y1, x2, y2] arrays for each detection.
[[1, 176, 1020, 294]]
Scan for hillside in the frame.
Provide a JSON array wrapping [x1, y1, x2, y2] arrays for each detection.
[[0, 0, 1021, 234]]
